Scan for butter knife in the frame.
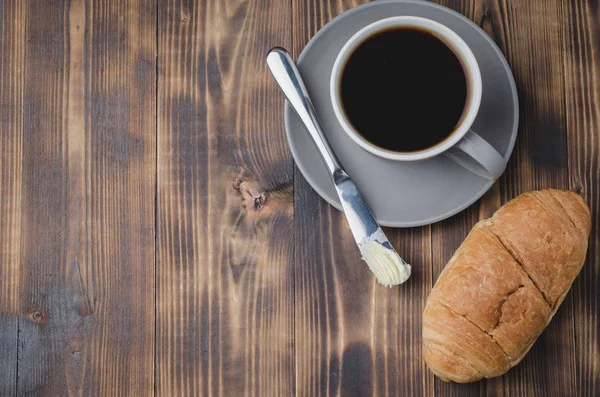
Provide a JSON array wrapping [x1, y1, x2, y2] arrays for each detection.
[[266, 47, 411, 286]]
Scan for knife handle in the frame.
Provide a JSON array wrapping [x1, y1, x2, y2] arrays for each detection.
[[266, 47, 345, 183]]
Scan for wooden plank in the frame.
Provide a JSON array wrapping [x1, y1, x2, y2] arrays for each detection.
[[485, 1, 576, 396], [18, 0, 156, 395], [292, 1, 434, 396], [295, 177, 433, 397], [562, 1, 600, 395], [156, 0, 294, 395], [0, 1, 25, 394], [434, 0, 576, 396], [429, 1, 499, 396]]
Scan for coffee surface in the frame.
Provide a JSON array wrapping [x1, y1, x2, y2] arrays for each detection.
[[340, 27, 468, 152]]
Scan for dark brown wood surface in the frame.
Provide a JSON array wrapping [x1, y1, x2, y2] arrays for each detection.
[[2, 0, 156, 395], [0, 0, 598, 396], [156, 0, 294, 395]]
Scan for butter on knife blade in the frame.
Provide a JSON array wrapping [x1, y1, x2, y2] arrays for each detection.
[[358, 230, 411, 287]]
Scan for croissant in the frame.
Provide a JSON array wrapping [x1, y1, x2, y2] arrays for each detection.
[[423, 189, 591, 382]]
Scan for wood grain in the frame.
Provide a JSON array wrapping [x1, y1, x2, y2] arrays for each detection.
[[16, 0, 156, 395], [427, 0, 577, 396], [432, 0, 577, 396], [429, 2, 498, 397], [295, 176, 433, 397], [0, 1, 25, 394], [562, 0, 600, 395], [156, 0, 294, 395], [487, 1, 577, 396], [0, 0, 598, 396], [292, 1, 433, 396]]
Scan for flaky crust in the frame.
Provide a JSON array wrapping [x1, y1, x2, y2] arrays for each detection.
[[423, 190, 591, 383]]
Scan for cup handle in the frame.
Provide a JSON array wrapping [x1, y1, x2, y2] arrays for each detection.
[[444, 129, 506, 180]]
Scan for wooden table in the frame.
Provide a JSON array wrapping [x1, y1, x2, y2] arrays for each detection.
[[0, 0, 598, 396]]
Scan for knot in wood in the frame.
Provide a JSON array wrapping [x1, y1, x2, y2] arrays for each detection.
[[29, 309, 46, 324]]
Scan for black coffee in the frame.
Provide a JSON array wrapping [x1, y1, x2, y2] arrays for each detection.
[[340, 27, 468, 153]]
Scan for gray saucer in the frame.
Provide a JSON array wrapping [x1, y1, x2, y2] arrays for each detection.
[[284, 0, 518, 227]]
